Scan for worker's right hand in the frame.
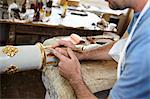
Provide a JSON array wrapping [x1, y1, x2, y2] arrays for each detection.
[[51, 47, 82, 82]]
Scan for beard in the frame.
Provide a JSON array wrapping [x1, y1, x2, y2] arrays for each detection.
[[108, 3, 127, 10]]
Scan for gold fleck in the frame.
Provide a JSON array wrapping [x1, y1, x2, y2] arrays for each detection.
[[5, 65, 18, 74], [2, 46, 18, 57]]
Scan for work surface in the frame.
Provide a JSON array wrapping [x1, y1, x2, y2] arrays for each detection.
[[0, 60, 117, 99], [0, 3, 118, 45], [0, 19, 105, 45]]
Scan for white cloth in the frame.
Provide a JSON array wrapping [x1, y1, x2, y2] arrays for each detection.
[[109, 38, 126, 62]]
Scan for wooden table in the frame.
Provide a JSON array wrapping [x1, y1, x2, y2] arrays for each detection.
[[0, 70, 46, 99], [0, 19, 110, 45]]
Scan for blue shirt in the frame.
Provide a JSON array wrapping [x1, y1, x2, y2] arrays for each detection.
[[110, 8, 150, 99]]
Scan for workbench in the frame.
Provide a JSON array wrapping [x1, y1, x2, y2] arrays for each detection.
[[0, 19, 106, 45]]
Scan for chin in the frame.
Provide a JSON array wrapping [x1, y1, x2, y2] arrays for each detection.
[[109, 4, 126, 10]]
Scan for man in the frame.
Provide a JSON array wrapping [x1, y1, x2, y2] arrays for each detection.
[[51, 0, 150, 98]]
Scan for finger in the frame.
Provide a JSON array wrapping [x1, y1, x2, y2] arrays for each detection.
[[51, 42, 60, 48], [55, 48, 68, 57], [54, 40, 76, 48], [58, 61, 63, 67], [51, 48, 69, 61], [51, 39, 64, 48], [59, 69, 66, 79], [58, 67, 66, 77], [67, 48, 78, 60], [58, 67, 63, 75]]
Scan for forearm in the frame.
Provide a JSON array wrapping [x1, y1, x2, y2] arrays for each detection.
[[69, 79, 97, 99], [77, 42, 115, 61]]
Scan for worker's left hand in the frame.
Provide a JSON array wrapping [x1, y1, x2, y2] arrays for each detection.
[[51, 47, 82, 82]]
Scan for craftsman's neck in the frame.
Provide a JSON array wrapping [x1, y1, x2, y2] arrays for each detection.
[[131, 0, 148, 12]]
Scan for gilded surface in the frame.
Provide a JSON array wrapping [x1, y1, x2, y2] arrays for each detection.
[[36, 43, 46, 69], [5, 65, 18, 74], [2, 46, 18, 57]]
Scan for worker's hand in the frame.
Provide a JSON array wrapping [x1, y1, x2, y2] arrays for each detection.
[[52, 40, 76, 49], [51, 47, 82, 82], [52, 40, 84, 60]]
